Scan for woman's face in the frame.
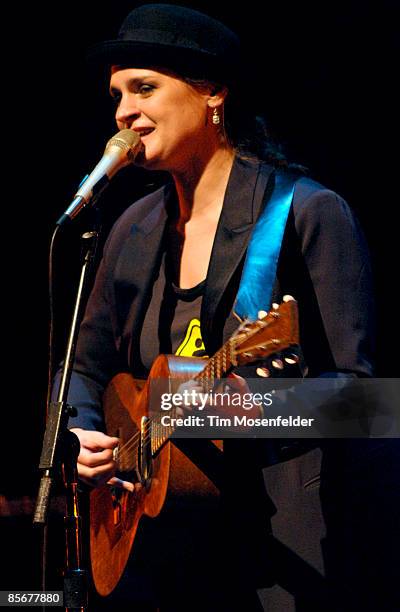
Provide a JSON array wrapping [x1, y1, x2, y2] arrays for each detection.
[[109, 67, 222, 173]]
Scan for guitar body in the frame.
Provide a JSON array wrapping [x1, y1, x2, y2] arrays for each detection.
[[90, 355, 221, 596]]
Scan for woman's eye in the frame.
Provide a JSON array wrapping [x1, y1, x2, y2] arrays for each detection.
[[138, 84, 154, 95], [111, 94, 121, 107]]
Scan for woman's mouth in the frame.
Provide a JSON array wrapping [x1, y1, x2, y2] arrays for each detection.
[[138, 128, 155, 140]]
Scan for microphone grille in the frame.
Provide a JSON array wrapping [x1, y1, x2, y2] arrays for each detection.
[[105, 129, 141, 160]]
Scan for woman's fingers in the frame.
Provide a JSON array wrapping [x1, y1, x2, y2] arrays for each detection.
[[77, 446, 115, 467], [107, 477, 143, 493], [71, 428, 119, 451], [69, 428, 119, 487]]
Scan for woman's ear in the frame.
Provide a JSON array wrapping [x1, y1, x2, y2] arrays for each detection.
[[207, 85, 229, 109]]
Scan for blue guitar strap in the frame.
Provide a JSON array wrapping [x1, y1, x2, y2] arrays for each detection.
[[234, 170, 299, 321]]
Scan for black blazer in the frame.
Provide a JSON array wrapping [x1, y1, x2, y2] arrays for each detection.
[[63, 156, 374, 431]]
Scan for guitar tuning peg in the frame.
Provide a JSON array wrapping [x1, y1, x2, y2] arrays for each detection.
[[272, 303, 279, 310], [284, 353, 300, 365], [283, 294, 295, 302], [271, 359, 284, 370], [256, 367, 270, 377]]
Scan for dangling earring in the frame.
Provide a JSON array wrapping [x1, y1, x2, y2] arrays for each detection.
[[212, 108, 221, 125]]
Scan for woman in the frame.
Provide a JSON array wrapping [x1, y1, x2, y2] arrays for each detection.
[[59, 4, 398, 612]]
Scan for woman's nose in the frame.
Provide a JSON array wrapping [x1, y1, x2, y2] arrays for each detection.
[[115, 95, 140, 128]]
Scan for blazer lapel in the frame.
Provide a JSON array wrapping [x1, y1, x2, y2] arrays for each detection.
[[113, 192, 169, 367], [201, 157, 274, 353]]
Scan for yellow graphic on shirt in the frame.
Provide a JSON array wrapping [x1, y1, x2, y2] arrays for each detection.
[[175, 318, 208, 358]]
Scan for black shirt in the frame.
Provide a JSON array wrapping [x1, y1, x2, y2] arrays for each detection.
[[139, 253, 208, 373]]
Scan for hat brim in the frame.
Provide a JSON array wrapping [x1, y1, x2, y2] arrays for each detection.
[[87, 39, 233, 85]]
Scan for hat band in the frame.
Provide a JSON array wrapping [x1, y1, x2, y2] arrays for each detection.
[[119, 27, 215, 53]]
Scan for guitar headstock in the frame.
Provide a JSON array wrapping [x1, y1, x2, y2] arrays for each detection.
[[232, 298, 299, 366]]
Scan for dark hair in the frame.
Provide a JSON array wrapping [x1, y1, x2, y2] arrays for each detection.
[[225, 100, 289, 167]]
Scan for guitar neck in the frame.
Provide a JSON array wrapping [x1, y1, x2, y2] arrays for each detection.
[[193, 338, 238, 388]]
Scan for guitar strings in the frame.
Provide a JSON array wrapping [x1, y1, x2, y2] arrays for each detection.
[[112, 402, 185, 472], [112, 411, 169, 467], [112, 343, 234, 466], [111, 351, 227, 467]]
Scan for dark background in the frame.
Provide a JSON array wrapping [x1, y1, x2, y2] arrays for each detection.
[[1, 0, 398, 594]]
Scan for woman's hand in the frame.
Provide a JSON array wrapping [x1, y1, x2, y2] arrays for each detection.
[[70, 428, 136, 491], [176, 372, 263, 427]]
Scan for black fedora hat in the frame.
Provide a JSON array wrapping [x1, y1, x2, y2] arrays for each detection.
[[87, 4, 242, 86]]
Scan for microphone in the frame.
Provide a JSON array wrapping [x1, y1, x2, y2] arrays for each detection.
[[57, 129, 141, 226]]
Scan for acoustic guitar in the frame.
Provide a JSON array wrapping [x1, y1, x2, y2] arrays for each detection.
[[90, 299, 299, 595]]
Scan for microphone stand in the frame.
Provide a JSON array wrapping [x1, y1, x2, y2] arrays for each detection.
[[34, 228, 100, 611]]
